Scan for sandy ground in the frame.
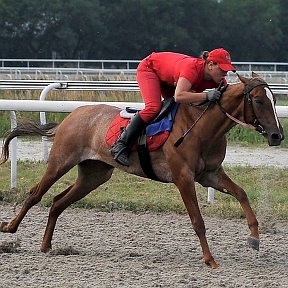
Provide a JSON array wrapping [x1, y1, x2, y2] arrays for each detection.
[[1, 141, 288, 287], [0, 205, 288, 288]]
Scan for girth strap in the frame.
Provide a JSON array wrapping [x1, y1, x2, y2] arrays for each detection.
[[137, 132, 160, 181]]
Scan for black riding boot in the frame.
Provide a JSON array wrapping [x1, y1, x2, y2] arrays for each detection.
[[110, 114, 147, 166]]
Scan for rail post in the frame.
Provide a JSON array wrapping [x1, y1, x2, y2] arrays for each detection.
[[9, 111, 17, 189], [207, 187, 215, 204], [39, 82, 66, 161]]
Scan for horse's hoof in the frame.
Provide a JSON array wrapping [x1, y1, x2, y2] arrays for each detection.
[[247, 236, 260, 251], [0, 221, 9, 232], [41, 245, 52, 253], [204, 258, 219, 269], [210, 261, 219, 269]]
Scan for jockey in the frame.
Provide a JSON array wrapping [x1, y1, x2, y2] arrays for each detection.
[[110, 48, 236, 166]]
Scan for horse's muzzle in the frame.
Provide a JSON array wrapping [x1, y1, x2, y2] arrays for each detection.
[[268, 132, 284, 146]]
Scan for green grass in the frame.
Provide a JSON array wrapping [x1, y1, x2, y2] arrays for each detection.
[[0, 161, 287, 221]]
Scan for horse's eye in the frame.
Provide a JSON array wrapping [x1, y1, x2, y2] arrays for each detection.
[[254, 98, 263, 105]]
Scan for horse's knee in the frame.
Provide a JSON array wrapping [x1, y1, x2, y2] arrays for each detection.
[[49, 202, 65, 219], [52, 186, 72, 204], [25, 189, 42, 206], [233, 188, 249, 202], [192, 219, 206, 236]]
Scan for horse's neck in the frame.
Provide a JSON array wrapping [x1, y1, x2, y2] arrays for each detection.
[[220, 83, 245, 116], [210, 83, 246, 135], [176, 83, 246, 142]]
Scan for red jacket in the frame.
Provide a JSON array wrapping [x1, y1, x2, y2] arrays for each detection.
[[145, 52, 221, 92]]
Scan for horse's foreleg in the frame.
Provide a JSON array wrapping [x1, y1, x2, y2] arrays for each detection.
[[41, 161, 114, 252], [172, 166, 218, 269], [201, 167, 259, 250]]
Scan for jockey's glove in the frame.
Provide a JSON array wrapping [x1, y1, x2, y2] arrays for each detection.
[[206, 89, 221, 102]]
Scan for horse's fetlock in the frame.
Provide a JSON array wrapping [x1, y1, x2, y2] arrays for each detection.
[[0, 221, 17, 233], [248, 219, 259, 230], [41, 245, 52, 253], [0, 221, 8, 232]]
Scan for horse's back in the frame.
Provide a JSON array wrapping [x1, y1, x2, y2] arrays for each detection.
[[50, 104, 120, 161], [65, 104, 120, 127]]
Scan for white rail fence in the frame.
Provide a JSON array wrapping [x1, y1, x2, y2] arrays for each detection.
[[1, 81, 288, 203], [2, 59, 288, 81], [1, 79, 288, 94]]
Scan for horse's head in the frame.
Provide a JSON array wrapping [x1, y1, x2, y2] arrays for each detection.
[[237, 72, 284, 146]]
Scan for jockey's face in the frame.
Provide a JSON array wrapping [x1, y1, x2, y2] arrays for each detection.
[[207, 61, 228, 83]]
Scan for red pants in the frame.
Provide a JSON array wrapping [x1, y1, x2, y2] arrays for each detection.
[[137, 58, 174, 123]]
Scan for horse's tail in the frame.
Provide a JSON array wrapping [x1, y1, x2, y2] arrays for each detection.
[[0, 121, 59, 165]]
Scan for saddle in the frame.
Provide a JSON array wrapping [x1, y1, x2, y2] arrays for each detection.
[[106, 98, 179, 180]]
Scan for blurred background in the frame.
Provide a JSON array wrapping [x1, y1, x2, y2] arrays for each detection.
[[0, 0, 287, 61]]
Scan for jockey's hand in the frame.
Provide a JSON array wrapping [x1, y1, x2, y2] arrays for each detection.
[[206, 89, 221, 102]]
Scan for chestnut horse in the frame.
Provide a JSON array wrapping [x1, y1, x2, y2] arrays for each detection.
[[0, 73, 284, 268]]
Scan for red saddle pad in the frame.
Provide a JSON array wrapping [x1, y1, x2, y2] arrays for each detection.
[[105, 114, 170, 152]]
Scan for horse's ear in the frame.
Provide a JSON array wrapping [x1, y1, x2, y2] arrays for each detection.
[[236, 73, 249, 84], [252, 71, 260, 78]]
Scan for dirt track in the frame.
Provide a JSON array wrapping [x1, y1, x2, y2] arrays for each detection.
[[0, 204, 288, 288], [1, 141, 288, 287]]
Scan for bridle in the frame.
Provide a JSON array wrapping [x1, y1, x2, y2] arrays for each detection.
[[217, 80, 269, 134]]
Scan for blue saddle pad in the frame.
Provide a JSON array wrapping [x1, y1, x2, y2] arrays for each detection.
[[146, 103, 179, 137]]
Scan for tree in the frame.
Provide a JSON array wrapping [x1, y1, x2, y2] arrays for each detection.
[[0, 0, 63, 58], [214, 0, 282, 61], [49, 0, 106, 59], [96, 0, 190, 59], [0, 0, 287, 61]]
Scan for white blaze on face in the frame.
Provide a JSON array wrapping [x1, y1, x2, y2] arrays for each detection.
[[264, 87, 280, 128]]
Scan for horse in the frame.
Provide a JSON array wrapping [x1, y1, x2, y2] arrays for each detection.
[[0, 73, 284, 269]]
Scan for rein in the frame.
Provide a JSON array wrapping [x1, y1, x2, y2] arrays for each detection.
[[216, 102, 256, 131], [174, 80, 224, 148], [174, 80, 268, 148], [174, 102, 211, 147]]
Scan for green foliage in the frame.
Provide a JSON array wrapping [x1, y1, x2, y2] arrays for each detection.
[[217, 0, 282, 61], [0, 0, 287, 61], [0, 161, 287, 221]]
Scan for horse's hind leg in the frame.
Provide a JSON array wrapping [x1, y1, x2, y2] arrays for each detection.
[[0, 159, 76, 234], [41, 160, 114, 252]]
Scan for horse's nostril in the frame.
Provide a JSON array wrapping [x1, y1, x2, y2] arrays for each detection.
[[271, 133, 282, 140]]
